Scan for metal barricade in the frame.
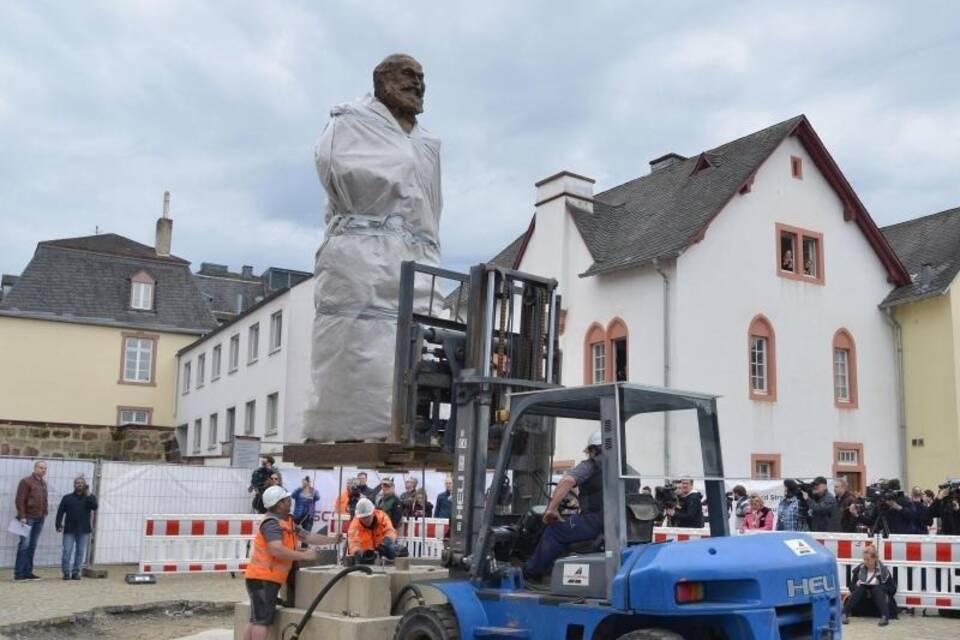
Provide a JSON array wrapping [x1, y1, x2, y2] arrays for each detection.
[[881, 534, 960, 610], [139, 514, 258, 574], [652, 526, 711, 543]]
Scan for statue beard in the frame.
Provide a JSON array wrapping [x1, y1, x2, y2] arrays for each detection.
[[378, 82, 424, 119]]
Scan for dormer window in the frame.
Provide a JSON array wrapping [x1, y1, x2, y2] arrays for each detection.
[[130, 271, 155, 311]]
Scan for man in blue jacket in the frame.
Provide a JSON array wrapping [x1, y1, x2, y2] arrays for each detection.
[[55, 476, 98, 580], [434, 477, 452, 520]]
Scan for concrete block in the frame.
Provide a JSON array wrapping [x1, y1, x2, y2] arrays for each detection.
[[346, 572, 392, 617], [294, 566, 349, 613], [274, 608, 400, 640], [233, 602, 277, 640], [387, 565, 449, 597]]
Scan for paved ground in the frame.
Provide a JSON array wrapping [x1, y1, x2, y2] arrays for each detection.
[[0, 565, 244, 628], [183, 616, 960, 640], [844, 613, 958, 639], [1, 566, 957, 639]]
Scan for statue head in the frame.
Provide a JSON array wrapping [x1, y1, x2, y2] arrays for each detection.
[[373, 54, 425, 121]]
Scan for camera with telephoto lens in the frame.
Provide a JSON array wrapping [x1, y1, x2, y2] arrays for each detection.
[[865, 480, 902, 509], [655, 483, 678, 513], [939, 479, 960, 496], [786, 479, 815, 497]]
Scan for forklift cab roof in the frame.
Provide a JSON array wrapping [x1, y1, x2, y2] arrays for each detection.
[[505, 382, 720, 422]]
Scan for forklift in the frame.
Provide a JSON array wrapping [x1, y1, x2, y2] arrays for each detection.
[[287, 261, 842, 639]]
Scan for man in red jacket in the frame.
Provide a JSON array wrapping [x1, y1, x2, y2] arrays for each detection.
[[14, 460, 48, 581]]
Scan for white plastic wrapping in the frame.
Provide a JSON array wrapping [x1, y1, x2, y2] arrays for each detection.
[[306, 95, 442, 441]]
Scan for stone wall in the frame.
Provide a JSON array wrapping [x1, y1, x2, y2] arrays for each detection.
[[0, 419, 181, 463]]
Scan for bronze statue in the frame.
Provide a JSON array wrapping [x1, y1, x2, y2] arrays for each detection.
[[306, 54, 442, 442]]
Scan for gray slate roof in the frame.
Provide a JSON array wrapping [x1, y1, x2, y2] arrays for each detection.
[[581, 115, 805, 276], [0, 234, 217, 334], [881, 206, 960, 307], [194, 273, 268, 323]]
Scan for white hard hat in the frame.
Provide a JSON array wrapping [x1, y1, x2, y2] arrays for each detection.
[[356, 497, 375, 518], [586, 431, 602, 450], [263, 486, 291, 509]]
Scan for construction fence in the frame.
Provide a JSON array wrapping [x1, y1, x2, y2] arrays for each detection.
[[0, 455, 450, 568]]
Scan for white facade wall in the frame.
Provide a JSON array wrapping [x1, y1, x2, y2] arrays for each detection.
[[519, 136, 901, 482], [176, 278, 314, 460], [673, 137, 900, 481]]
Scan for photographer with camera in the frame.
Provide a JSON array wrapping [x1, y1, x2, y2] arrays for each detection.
[[910, 485, 933, 534], [931, 482, 960, 535], [776, 480, 810, 532], [834, 478, 861, 533], [806, 476, 840, 532], [864, 479, 915, 536], [665, 479, 704, 528]]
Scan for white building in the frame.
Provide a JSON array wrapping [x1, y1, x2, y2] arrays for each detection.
[[175, 277, 315, 463], [502, 115, 910, 491]]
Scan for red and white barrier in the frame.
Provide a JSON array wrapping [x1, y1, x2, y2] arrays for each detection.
[[652, 526, 711, 543], [880, 534, 960, 610], [139, 514, 258, 575]]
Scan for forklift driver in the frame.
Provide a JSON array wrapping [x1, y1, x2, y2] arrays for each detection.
[[524, 431, 604, 581]]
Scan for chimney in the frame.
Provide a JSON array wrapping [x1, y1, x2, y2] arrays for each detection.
[[534, 170, 595, 213], [532, 171, 595, 297], [241, 265, 254, 279], [649, 152, 687, 173], [919, 263, 934, 287], [155, 190, 173, 257]]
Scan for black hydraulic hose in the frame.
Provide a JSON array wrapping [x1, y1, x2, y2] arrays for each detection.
[[391, 582, 427, 615], [282, 564, 374, 640]]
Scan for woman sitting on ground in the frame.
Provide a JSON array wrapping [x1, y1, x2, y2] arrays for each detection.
[[843, 546, 897, 627], [741, 494, 774, 532]]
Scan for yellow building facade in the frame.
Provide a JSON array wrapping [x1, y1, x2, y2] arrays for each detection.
[[894, 292, 960, 489], [882, 206, 960, 490], [0, 316, 195, 427], [0, 231, 216, 429]]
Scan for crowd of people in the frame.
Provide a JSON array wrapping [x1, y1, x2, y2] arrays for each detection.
[[246, 456, 456, 530], [762, 476, 960, 536]]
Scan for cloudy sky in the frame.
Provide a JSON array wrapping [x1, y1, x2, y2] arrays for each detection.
[[2, 2, 959, 279]]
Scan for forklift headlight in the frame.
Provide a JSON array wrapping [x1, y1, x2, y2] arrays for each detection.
[[675, 581, 705, 604]]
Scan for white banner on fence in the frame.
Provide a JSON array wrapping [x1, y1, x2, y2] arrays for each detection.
[[0, 456, 96, 569], [93, 461, 251, 564]]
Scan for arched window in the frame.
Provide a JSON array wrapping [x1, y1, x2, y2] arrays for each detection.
[[833, 329, 858, 408], [130, 270, 155, 311], [607, 318, 629, 382], [583, 323, 606, 384], [748, 315, 776, 401]]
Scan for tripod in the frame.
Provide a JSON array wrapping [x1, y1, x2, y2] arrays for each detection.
[[870, 507, 891, 539]]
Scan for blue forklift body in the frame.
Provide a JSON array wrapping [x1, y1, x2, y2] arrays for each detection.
[[430, 532, 841, 640]]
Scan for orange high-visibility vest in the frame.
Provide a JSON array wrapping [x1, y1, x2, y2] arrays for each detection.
[[347, 510, 397, 555], [245, 514, 298, 585]]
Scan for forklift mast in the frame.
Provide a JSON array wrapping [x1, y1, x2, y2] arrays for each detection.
[[390, 261, 562, 567]]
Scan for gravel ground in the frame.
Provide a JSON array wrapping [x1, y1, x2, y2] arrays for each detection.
[[1, 565, 957, 639], [0, 565, 244, 628], [0, 605, 234, 640]]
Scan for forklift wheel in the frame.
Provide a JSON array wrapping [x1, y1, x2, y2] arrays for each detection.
[[392, 604, 461, 640], [617, 630, 684, 640]]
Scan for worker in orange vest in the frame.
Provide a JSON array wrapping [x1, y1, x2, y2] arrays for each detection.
[[333, 477, 362, 516], [243, 486, 336, 640], [347, 498, 409, 564]]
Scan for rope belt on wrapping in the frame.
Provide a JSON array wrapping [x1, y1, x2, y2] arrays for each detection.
[[326, 213, 439, 250], [314, 302, 399, 321], [313, 213, 439, 322]]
